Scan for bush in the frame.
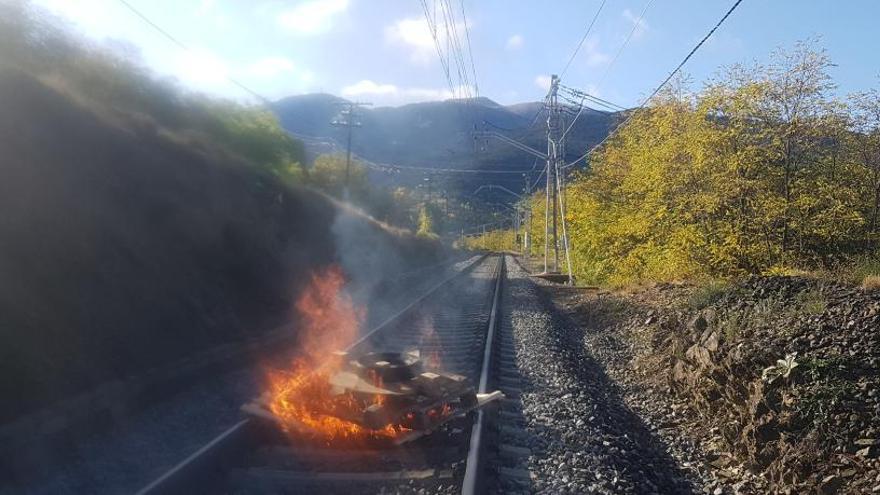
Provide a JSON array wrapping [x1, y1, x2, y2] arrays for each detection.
[[687, 280, 730, 310]]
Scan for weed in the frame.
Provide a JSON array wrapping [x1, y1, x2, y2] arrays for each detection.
[[688, 279, 730, 310], [796, 288, 827, 315], [840, 256, 880, 285], [793, 357, 857, 429], [718, 312, 746, 342]]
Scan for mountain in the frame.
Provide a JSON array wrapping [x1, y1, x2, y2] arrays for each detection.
[[272, 94, 620, 193]]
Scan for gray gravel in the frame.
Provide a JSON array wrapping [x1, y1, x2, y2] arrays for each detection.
[[505, 256, 708, 494]]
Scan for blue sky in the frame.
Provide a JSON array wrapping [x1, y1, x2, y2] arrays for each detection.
[[35, 0, 880, 108]]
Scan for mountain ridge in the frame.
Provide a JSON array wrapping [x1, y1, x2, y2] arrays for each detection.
[[271, 94, 620, 191]]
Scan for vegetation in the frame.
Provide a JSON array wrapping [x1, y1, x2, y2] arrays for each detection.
[[1, 2, 306, 185], [463, 228, 517, 251], [473, 40, 880, 286]]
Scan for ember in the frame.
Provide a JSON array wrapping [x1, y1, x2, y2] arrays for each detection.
[[251, 265, 504, 445], [263, 265, 404, 442]]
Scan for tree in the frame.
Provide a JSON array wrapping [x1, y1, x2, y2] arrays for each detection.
[[763, 40, 836, 255], [308, 154, 370, 198], [848, 89, 880, 245]]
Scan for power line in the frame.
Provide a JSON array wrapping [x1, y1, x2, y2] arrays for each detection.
[[115, 0, 267, 103], [596, 0, 655, 89], [458, 0, 479, 97], [560, 85, 626, 111], [361, 159, 529, 175], [565, 0, 746, 168], [645, 0, 745, 106], [560, 0, 608, 77], [559, 0, 653, 141], [557, 85, 624, 141]]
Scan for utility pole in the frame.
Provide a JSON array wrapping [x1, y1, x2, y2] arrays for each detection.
[[545, 74, 562, 274], [523, 173, 532, 254], [331, 101, 372, 189], [471, 75, 574, 283]]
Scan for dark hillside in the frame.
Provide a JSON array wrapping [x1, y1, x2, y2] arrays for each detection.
[[272, 94, 618, 193], [0, 69, 443, 423]]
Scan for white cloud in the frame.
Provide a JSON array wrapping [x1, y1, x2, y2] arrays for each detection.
[[342, 80, 399, 97], [582, 38, 610, 67], [506, 34, 524, 50], [278, 0, 349, 35], [385, 17, 435, 63], [175, 48, 229, 86], [246, 56, 296, 77], [535, 75, 552, 91], [340, 80, 476, 105], [385, 15, 469, 64], [623, 8, 649, 39], [299, 69, 316, 84]]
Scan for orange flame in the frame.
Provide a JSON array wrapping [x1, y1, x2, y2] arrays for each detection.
[[266, 266, 407, 442]]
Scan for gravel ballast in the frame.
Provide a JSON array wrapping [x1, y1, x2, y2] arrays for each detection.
[[505, 256, 713, 494]]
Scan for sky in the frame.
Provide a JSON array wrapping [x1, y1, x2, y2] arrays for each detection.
[[33, 0, 880, 108]]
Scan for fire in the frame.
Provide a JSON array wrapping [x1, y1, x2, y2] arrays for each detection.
[[265, 266, 407, 442]]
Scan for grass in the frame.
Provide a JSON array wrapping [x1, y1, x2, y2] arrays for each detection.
[[795, 357, 858, 428], [795, 288, 827, 315], [687, 279, 730, 310], [862, 275, 880, 290], [718, 312, 746, 342]]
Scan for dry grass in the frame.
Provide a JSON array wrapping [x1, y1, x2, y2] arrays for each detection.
[[862, 275, 880, 290]]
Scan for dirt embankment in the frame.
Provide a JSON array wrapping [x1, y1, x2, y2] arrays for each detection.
[[0, 69, 445, 424], [551, 276, 880, 494]]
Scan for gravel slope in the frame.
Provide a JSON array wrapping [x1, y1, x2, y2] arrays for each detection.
[[505, 256, 712, 494]]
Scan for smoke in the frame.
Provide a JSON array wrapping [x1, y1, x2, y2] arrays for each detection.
[[330, 207, 406, 332]]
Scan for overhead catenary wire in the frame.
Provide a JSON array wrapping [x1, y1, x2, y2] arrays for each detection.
[[564, 0, 746, 168], [596, 0, 656, 89], [559, 0, 608, 78], [458, 0, 479, 97], [118, 0, 511, 184], [558, 0, 654, 141], [115, 0, 267, 103]]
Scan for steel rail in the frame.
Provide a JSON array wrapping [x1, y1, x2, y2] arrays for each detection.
[[135, 253, 491, 495], [461, 255, 505, 494]]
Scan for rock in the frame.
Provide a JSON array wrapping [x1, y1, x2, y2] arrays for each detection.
[[819, 475, 843, 494], [855, 438, 879, 446], [856, 445, 878, 458], [690, 314, 708, 333], [685, 343, 712, 368], [703, 331, 720, 352]]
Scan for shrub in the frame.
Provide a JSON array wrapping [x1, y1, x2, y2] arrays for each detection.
[[687, 280, 730, 310]]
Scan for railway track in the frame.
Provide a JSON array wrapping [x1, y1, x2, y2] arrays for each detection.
[[136, 254, 530, 495]]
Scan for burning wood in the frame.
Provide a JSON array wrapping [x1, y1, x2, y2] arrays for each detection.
[[245, 350, 503, 445], [249, 265, 502, 445]]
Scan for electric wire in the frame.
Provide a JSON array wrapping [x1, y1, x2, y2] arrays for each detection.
[[115, 0, 267, 102], [557, 0, 653, 142], [564, 0, 746, 168], [559, 0, 608, 78], [596, 0, 655, 89], [458, 0, 479, 96]]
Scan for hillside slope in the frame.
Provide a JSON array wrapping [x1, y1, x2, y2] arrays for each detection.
[[272, 94, 617, 188], [0, 69, 443, 423]]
